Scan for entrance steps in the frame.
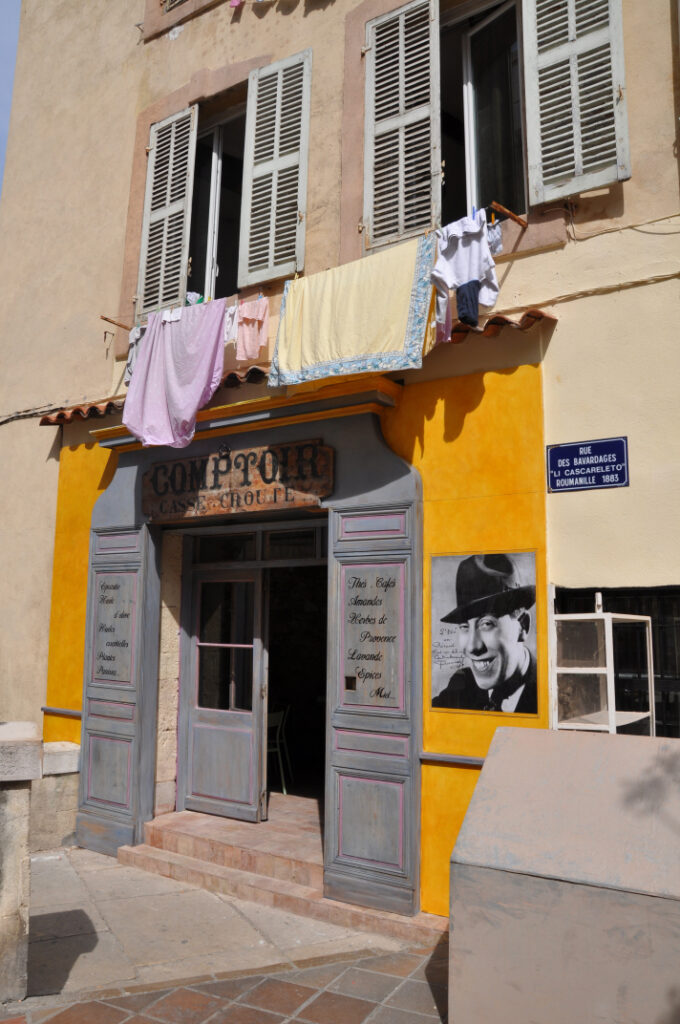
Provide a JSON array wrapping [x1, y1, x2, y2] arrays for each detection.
[[117, 800, 447, 945]]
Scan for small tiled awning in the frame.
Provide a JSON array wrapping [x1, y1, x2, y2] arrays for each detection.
[[39, 366, 269, 426], [448, 307, 556, 343], [40, 398, 126, 426]]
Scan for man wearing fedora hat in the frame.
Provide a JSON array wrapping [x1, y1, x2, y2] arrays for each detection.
[[432, 553, 537, 713]]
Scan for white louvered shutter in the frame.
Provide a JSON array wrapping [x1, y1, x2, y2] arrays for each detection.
[[523, 0, 630, 204], [136, 106, 198, 317], [364, 0, 440, 249], [238, 51, 312, 288]]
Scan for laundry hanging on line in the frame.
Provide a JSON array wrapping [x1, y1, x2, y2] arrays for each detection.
[[236, 296, 269, 361], [269, 233, 436, 387], [124, 324, 146, 386], [123, 298, 227, 448], [431, 210, 499, 340]]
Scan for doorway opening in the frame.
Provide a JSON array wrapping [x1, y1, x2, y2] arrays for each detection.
[[267, 564, 327, 801], [176, 520, 328, 825]]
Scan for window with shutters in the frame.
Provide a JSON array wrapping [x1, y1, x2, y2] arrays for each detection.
[[136, 50, 312, 319], [363, 0, 630, 249]]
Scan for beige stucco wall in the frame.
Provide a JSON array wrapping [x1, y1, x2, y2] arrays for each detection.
[[0, 0, 678, 729], [155, 533, 183, 816]]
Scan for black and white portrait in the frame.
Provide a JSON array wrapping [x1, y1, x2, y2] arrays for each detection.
[[431, 552, 537, 714]]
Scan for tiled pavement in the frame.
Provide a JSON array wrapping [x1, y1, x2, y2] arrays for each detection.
[[0, 942, 449, 1024], [0, 847, 448, 1023]]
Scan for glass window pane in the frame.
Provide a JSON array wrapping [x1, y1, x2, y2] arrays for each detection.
[[198, 647, 230, 710], [556, 619, 606, 668], [213, 115, 246, 300], [198, 646, 253, 711], [440, 20, 467, 223], [470, 6, 525, 214], [558, 672, 608, 724], [613, 622, 650, 716], [187, 132, 215, 298], [264, 529, 316, 560], [196, 534, 256, 563], [232, 647, 253, 711], [199, 581, 254, 644]]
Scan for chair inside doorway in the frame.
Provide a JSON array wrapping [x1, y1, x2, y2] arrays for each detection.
[[267, 564, 327, 800]]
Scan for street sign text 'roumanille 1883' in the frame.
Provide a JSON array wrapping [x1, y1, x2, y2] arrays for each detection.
[[546, 436, 629, 493]]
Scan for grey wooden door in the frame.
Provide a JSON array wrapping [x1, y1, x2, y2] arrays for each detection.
[[178, 567, 265, 821], [324, 505, 420, 915]]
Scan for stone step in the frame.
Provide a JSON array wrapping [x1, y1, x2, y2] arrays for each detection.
[[143, 811, 324, 890], [117, 843, 447, 945]]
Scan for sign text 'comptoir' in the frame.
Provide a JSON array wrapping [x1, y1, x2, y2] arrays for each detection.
[[142, 439, 334, 522]]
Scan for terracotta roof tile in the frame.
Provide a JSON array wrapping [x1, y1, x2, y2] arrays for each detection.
[[448, 307, 556, 343], [39, 365, 270, 426], [39, 399, 126, 426]]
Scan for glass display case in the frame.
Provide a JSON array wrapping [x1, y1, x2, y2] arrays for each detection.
[[553, 610, 655, 735]]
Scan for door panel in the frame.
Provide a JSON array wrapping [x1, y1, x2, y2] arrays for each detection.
[[179, 569, 265, 820], [325, 506, 420, 916]]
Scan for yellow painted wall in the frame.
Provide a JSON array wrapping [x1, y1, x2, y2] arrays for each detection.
[[43, 440, 117, 743], [382, 366, 548, 916]]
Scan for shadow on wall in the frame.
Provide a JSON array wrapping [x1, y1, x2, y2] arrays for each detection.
[[621, 746, 680, 838], [239, 0, 337, 22], [28, 911, 98, 996], [657, 986, 680, 1024], [384, 361, 548, 468]]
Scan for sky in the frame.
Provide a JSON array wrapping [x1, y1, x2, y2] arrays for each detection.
[[0, 0, 22, 196]]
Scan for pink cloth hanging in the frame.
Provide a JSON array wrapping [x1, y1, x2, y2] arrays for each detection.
[[123, 298, 226, 448], [236, 297, 269, 361]]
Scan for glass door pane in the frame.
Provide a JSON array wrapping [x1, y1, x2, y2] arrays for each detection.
[[197, 580, 254, 711], [613, 620, 652, 735], [556, 619, 606, 668], [555, 615, 609, 730]]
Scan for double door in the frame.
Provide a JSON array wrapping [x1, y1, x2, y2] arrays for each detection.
[[178, 568, 267, 821]]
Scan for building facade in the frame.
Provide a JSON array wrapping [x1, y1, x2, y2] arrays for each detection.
[[0, 0, 678, 918]]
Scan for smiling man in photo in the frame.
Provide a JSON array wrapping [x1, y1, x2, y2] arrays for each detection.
[[432, 553, 537, 713]]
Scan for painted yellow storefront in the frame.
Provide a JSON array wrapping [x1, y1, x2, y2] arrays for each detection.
[[44, 359, 547, 918], [382, 365, 547, 915]]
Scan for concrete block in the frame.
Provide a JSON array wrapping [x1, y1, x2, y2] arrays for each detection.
[[29, 773, 79, 853], [450, 728, 680, 1024], [0, 782, 30, 1002], [0, 723, 42, 782], [42, 741, 80, 776]]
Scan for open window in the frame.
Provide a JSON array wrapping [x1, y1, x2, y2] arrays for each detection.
[[136, 50, 312, 318], [363, 0, 630, 248]]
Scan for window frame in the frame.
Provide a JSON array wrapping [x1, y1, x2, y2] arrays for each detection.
[[190, 102, 247, 302], [135, 50, 312, 319], [459, 0, 528, 218], [362, 0, 630, 249], [363, 0, 442, 250]]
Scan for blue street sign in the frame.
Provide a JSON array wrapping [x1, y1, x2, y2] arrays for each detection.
[[547, 436, 629, 493]]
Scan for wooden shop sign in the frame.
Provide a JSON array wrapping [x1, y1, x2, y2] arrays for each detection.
[[142, 439, 334, 522]]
